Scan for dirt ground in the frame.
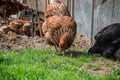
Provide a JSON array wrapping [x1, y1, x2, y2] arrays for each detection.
[[81, 58, 120, 76], [0, 26, 92, 51]]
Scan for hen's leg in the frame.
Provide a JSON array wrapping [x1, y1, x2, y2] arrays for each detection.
[[54, 45, 59, 54]]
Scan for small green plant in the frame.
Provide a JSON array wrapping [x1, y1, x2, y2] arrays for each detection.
[[88, 63, 101, 70], [106, 63, 113, 67]]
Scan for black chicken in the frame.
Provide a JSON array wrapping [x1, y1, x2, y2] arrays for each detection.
[[89, 23, 120, 60]]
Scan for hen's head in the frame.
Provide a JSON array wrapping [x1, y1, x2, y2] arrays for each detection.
[[59, 33, 73, 52]]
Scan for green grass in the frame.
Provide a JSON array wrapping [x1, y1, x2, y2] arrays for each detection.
[[0, 48, 120, 80]]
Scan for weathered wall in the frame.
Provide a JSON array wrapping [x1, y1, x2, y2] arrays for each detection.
[[18, 0, 44, 12], [27, 0, 44, 12], [74, 0, 120, 40], [93, 0, 120, 39], [74, 0, 92, 39]]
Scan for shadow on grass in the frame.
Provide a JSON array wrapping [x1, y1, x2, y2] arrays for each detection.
[[0, 57, 4, 64], [57, 50, 91, 58], [0, 57, 12, 65]]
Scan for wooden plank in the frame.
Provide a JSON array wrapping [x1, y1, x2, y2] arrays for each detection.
[[71, 0, 74, 18], [91, 0, 95, 42], [44, 0, 47, 20]]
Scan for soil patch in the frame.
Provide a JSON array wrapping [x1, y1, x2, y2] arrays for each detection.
[[0, 27, 92, 51], [80, 58, 120, 76]]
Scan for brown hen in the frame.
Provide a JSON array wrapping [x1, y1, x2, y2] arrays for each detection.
[[4, 19, 42, 36], [45, 0, 71, 18], [42, 15, 76, 53]]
